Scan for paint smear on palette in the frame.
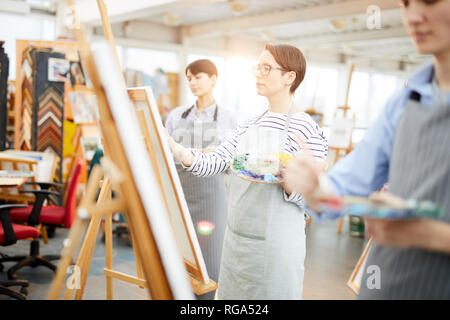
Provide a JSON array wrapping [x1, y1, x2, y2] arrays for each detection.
[[197, 220, 215, 235]]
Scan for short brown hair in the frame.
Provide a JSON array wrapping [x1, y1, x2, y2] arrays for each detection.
[[185, 59, 218, 78], [264, 43, 306, 94]]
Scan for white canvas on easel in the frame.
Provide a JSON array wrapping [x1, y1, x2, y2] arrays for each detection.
[[93, 42, 194, 299], [127, 86, 211, 286], [328, 117, 354, 149]]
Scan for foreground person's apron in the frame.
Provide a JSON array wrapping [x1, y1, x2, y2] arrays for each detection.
[[173, 104, 228, 300], [359, 90, 450, 299], [217, 109, 306, 300]]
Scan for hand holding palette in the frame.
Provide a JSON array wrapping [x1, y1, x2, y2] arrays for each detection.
[[317, 196, 444, 220]]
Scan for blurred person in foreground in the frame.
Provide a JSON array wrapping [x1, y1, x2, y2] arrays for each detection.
[[284, 0, 450, 299]]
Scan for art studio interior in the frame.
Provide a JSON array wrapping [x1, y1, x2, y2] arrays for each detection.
[[0, 0, 449, 301]]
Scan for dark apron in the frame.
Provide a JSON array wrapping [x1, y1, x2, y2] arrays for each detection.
[[359, 90, 450, 299], [172, 104, 228, 300]]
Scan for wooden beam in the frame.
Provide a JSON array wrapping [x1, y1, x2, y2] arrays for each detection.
[[0, 0, 30, 15], [76, 0, 179, 25], [291, 25, 408, 48], [182, 0, 400, 39]]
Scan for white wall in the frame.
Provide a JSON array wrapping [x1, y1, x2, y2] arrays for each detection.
[[0, 12, 55, 79]]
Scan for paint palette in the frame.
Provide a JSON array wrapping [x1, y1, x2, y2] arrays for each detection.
[[231, 152, 293, 184], [317, 196, 444, 220]]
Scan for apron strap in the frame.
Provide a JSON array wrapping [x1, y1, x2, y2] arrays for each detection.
[[409, 90, 421, 103], [213, 104, 218, 122], [181, 104, 195, 119], [182, 103, 219, 121], [253, 109, 269, 124]]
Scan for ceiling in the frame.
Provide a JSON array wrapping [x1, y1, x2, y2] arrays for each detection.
[[3, 0, 428, 67]]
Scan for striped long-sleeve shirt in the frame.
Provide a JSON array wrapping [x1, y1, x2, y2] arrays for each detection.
[[184, 110, 328, 207]]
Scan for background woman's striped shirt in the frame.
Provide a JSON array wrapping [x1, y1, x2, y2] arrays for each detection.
[[185, 110, 328, 207]]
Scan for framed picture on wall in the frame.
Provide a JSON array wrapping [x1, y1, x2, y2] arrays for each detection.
[[68, 88, 98, 124], [48, 57, 70, 82], [80, 137, 100, 161]]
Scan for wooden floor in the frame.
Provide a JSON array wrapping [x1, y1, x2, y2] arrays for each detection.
[[304, 217, 367, 300], [0, 216, 367, 300]]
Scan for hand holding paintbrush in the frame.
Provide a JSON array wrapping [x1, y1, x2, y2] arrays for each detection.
[[281, 134, 334, 211]]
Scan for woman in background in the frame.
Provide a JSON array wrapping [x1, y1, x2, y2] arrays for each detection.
[[165, 59, 235, 300]]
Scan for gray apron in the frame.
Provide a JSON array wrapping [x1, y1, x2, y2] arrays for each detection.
[[359, 89, 450, 299], [217, 108, 306, 300], [173, 104, 228, 300]]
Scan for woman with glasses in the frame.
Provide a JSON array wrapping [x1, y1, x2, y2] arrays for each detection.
[[167, 44, 328, 299]]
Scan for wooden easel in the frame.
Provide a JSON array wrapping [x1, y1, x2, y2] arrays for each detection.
[[50, 0, 156, 300], [61, 170, 149, 300], [49, 1, 194, 299], [329, 64, 356, 167], [330, 64, 356, 233], [50, 0, 215, 300]]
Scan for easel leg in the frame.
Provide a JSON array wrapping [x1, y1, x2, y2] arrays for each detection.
[[337, 216, 344, 234], [105, 210, 114, 299], [69, 212, 103, 300], [47, 217, 89, 300], [128, 224, 145, 289], [64, 178, 112, 300], [48, 166, 103, 300]]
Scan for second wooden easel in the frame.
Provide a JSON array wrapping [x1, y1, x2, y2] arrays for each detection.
[[327, 64, 356, 233], [56, 0, 155, 300], [59, 0, 215, 300], [48, 0, 194, 298], [329, 64, 356, 166], [63, 171, 149, 300]]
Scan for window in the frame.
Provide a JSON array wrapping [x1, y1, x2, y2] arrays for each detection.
[[369, 73, 404, 124], [294, 65, 340, 127], [125, 47, 179, 74], [348, 71, 371, 127], [0, 12, 56, 79], [223, 56, 266, 124], [296, 65, 405, 129]]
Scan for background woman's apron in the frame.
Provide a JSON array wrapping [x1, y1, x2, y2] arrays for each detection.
[[173, 104, 228, 300], [217, 109, 306, 300], [359, 90, 450, 299]]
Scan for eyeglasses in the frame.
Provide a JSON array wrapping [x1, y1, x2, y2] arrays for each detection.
[[252, 64, 289, 77]]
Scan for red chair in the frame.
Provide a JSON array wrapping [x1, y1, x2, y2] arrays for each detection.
[[0, 204, 39, 299], [2, 158, 85, 280]]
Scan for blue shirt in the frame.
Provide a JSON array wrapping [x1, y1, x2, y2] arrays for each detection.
[[318, 63, 450, 219]]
